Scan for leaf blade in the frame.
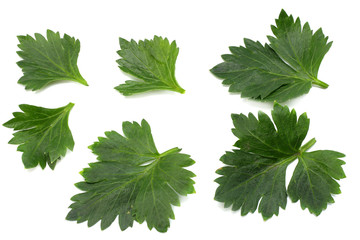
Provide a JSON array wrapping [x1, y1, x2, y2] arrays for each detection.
[[67, 120, 195, 232], [268, 10, 332, 81], [16, 30, 87, 90], [215, 103, 345, 219], [288, 150, 346, 215], [115, 36, 185, 95], [211, 10, 331, 101], [3, 103, 75, 169]]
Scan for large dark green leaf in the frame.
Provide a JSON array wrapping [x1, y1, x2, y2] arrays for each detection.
[[210, 10, 331, 102], [215, 103, 345, 219], [66, 120, 195, 232]]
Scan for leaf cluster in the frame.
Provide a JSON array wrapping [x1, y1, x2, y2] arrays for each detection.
[[2, 9, 346, 233]]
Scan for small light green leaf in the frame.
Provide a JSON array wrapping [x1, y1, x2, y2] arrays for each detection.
[[215, 103, 345, 219], [3, 103, 75, 169], [115, 36, 185, 95], [17, 30, 88, 90], [210, 9, 331, 102], [66, 119, 195, 232]]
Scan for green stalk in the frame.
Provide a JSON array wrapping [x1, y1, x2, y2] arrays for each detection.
[[74, 74, 89, 86], [172, 86, 186, 94], [300, 138, 316, 153], [160, 147, 180, 157], [312, 78, 329, 89], [65, 102, 75, 110]]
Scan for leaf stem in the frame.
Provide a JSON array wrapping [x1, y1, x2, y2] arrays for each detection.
[[300, 138, 316, 153], [74, 74, 89, 86], [312, 78, 329, 89], [172, 86, 186, 94], [65, 102, 75, 110], [160, 147, 180, 157]]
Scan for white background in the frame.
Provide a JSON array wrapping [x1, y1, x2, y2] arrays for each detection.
[[0, 0, 359, 239]]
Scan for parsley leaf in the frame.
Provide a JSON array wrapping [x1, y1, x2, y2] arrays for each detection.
[[215, 103, 345, 219], [210, 9, 332, 102], [3, 103, 75, 169], [66, 119, 195, 232], [17, 30, 88, 90], [115, 36, 185, 95]]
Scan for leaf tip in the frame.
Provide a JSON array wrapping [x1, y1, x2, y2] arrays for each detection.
[[279, 9, 288, 17]]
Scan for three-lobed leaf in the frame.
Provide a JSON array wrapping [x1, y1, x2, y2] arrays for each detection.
[[17, 29, 88, 90], [210, 9, 332, 102], [66, 119, 195, 232], [115, 36, 185, 95], [215, 103, 345, 219], [3, 103, 75, 169]]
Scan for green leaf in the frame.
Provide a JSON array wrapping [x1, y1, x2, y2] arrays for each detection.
[[210, 9, 331, 102], [115, 36, 185, 95], [17, 29, 88, 90], [288, 150, 346, 215], [215, 103, 345, 220], [3, 103, 75, 169], [268, 10, 332, 82], [66, 119, 195, 232]]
